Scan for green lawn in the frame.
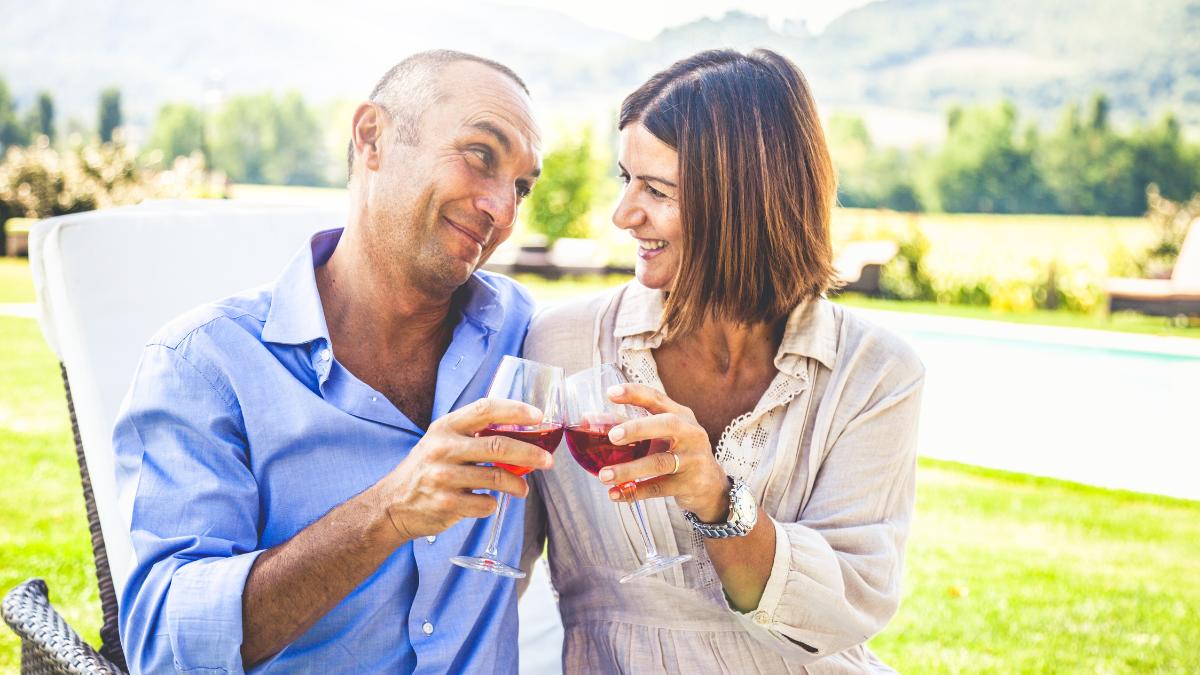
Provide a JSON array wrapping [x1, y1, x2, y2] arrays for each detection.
[[869, 461, 1200, 673], [0, 317, 101, 669], [834, 293, 1200, 339], [0, 258, 35, 304], [2, 308, 1198, 671]]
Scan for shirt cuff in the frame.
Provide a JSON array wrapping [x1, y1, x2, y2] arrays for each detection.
[[165, 550, 266, 674]]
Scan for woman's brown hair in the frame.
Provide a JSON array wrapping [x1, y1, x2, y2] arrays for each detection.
[[619, 49, 838, 336]]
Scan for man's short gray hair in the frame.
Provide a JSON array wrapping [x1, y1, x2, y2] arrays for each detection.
[[346, 50, 529, 180]]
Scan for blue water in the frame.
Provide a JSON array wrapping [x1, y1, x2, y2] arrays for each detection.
[[894, 327, 1200, 501]]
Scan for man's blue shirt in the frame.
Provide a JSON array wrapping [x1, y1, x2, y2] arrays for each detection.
[[113, 228, 535, 673]]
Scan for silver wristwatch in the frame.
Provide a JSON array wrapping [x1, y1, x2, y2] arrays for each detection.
[[683, 478, 757, 538]]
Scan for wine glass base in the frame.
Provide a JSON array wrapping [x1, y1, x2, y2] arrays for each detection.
[[450, 555, 527, 579], [619, 553, 692, 583]]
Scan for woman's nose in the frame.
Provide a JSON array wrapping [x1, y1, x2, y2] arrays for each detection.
[[612, 192, 644, 230]]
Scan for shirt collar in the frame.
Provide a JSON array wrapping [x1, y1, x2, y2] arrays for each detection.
[[613, 281, 839, 374], [261, 228, 339, 346], [261, 228, 507, 346], [458, 271, 505, 334]]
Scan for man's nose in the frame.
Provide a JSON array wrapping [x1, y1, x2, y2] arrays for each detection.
[[475, 183, 517, 229]]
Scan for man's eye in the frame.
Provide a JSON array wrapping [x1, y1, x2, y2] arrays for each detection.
[[517, 183, 532, 199], [472, 147, 493, 167]]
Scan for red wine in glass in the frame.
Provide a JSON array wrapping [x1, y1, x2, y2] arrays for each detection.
[[477, 423, 564, 476], [564, 423, 650, 476], [450, 356, 565, 579], [564, 364, 691, 583]]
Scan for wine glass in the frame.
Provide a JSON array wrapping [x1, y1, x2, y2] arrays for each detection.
[[450, 355, 565, 579], [564, 363, 691, 583]]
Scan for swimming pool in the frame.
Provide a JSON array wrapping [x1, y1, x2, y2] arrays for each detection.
[[859, 310, 1200, 501]]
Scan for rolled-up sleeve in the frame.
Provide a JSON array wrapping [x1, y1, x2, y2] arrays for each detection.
[[114, 341, 261, 674], [726, 355, 925, 661]]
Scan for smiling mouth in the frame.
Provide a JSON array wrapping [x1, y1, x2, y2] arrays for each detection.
[[636, 238, 668, 251], [445, 216, 487, 248]]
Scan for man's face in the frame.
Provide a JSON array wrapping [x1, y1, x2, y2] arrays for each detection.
[[365, 62, 542, 295]]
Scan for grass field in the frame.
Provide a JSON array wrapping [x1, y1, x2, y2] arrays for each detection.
[[0, 258, 36, 304], [830, 208, 1154, 281]]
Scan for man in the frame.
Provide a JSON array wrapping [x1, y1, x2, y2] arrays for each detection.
[[114, 50, 548, 673]]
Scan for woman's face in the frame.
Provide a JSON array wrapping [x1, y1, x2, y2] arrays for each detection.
[[613, 124, 682, 291]]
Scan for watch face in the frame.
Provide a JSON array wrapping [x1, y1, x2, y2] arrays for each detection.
[[729, 482, 756, 530]]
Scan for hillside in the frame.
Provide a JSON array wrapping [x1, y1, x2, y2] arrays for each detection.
[[1, 0, 1197, 141]]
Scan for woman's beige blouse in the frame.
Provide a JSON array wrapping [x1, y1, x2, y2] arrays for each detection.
[[520, 282, 925, 674]]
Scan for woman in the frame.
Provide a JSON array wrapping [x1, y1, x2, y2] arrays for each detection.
[[521, 49, 924, 673]]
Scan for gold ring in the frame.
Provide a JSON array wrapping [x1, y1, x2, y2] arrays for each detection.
[[668, 450, 681, 475]]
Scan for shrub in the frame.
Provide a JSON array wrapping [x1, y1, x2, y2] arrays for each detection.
[[0, 136, 226, 221], [524, 126, 606, 244], [1137, 184, 1200, 278], [880, 224, 936, 301]]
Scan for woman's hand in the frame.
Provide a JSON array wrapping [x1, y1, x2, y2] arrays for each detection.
[[599, 383, 730, 522]]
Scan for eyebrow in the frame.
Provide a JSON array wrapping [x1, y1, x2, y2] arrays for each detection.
[[470, 121, 512, 153], [469, 121, 540, 180], [618, 162, 677, 188]]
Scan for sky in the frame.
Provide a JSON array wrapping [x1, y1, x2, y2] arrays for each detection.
[[500, 0, 877, 40]]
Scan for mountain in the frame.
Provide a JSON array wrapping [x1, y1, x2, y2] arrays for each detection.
[[1, 0, 1197, 144], [0, 0, 636, 127], [813, 0, 1200, 123]]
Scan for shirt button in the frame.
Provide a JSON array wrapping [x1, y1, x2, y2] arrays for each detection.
[[422, 621, 434, 636], [426, 535, 436, 544], [320, 348, 331, 362], [753, 610, 771, 626]]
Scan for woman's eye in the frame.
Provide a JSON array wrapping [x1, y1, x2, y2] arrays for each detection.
[[617, 172, 631, 185], [645, 183, 666, 199]]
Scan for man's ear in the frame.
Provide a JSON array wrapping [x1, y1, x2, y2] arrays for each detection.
[[351, 102, 384, 172]]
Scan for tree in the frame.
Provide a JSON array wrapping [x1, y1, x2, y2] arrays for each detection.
[[147, 102, 206, 163], [826, 113, 921, 211], [24, 91, 55, 142], [264, 92, 325, 186], [208, 92, 327, 185], [1127, 114, 1200, 207], [98, 87, 122, 143], [209, 94, 273, 184], [0, 76, 31, 151], [1037, 93, 1141, 215], [524, 126, 603, 243], [919, 101, 1053, 214]]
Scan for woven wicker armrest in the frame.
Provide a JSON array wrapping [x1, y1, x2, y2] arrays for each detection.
[[2, 578, 125, 675]]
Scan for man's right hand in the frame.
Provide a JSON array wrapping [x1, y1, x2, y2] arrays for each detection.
[[370, 398, 554, 545]]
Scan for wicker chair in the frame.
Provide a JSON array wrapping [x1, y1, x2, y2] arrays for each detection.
[[2, 201, 565, 674]]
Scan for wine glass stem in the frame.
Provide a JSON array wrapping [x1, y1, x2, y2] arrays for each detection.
[[483, 492, 510, 559], [620, 482, 659, 559]]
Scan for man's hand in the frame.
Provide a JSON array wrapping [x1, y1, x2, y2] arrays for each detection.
[[371, 398, 555, 544]]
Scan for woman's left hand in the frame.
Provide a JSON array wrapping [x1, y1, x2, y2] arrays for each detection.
[[599, 382, 730, 522]]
